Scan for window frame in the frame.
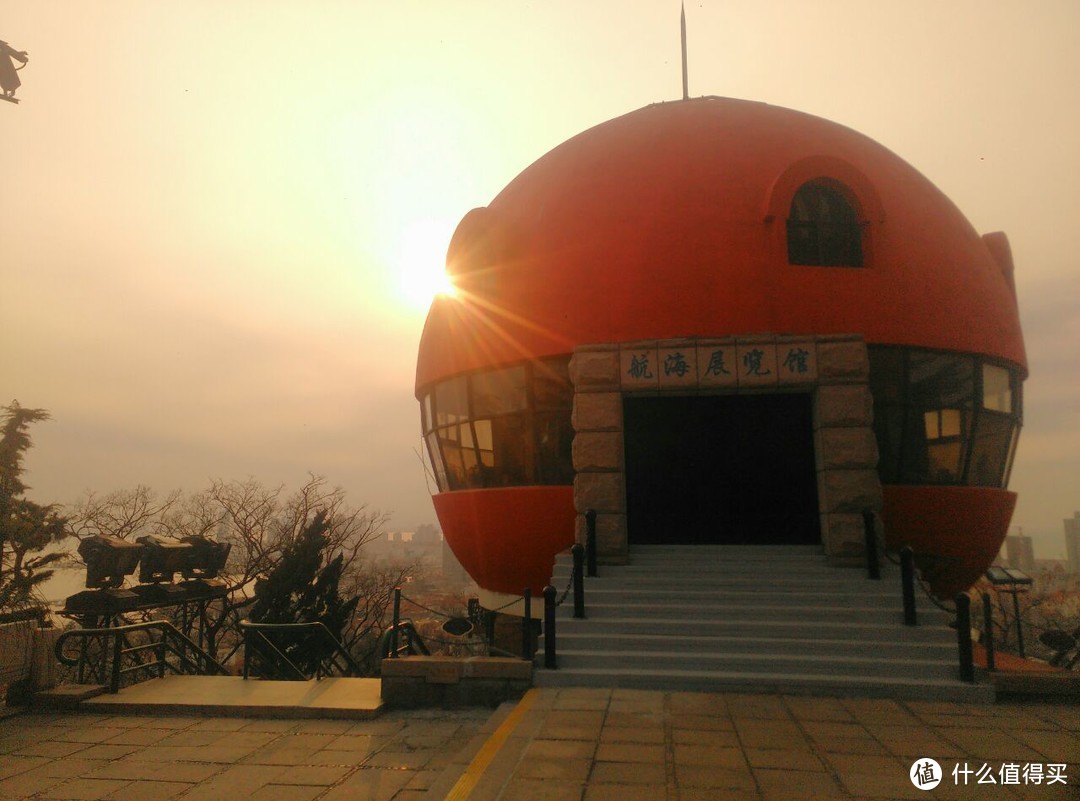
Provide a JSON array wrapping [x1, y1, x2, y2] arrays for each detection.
[[420, 357, 573, 492], [786, 180, 866, 268], [868, 346, 1023, 489]]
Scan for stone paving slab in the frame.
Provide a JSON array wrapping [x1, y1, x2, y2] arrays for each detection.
[[428, 688, 1080, 800], [1, 689, 1078, 800], [81, 676, 383, 719], [0, 705, 490, 801]]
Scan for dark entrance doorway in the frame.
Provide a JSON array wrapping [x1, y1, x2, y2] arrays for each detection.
[[623, 393, 820, 545]]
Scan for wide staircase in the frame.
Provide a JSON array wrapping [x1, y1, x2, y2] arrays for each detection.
[[535, 544, 993, 702]]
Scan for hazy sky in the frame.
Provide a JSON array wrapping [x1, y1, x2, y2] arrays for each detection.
[[2, 1, 1077, 557]]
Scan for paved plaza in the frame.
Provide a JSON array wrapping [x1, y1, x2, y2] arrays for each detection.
[[1, 688, 1078, 800]]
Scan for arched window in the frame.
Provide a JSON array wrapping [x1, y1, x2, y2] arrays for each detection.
[[787, 182, 864, 267]]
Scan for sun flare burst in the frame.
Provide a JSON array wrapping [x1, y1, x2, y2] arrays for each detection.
[[394, 218, 457, 310]]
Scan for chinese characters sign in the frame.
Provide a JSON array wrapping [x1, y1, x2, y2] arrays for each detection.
[[621, 340, 817, 390]]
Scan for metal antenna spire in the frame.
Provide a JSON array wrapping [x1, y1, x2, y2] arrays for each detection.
[[680, 2, 689, 100]]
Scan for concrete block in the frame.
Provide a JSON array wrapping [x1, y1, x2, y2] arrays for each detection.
[[569, 348, 620, 391], [821, 469, 883, 514], [574, 473, 626, 514], [819, 427, 880, 470], [818, 339, 869, 381], [572, 432, 624, 472], [816, 384, 873, 428], [572, 392, 623, 432]]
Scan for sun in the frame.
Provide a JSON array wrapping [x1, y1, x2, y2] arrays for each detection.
[[394, 218, 457, 310]]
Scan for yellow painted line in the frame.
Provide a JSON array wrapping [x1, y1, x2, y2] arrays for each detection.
[[444, 688, 539, 801]]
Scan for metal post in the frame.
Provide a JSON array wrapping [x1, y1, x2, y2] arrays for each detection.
[[390, 587, 402, 659], [572, 543, 585, 619], [522, 588, 532, 660], [863, 509, 880, 580], [956, 592, 975, 683], [110, 633, 123, 693], [1011, 590, 1025, 659], [585, 509, 598, 577], [900, 546, 917, 626], [242, 627, 250, 679], [981, 591, 995, 672], [543, 585, 557, 669]]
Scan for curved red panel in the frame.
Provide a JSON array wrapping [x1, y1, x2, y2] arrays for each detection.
[[417, 97, 1025, 392], [882, 485, 1017, 598], [433, 486, 576, 596]]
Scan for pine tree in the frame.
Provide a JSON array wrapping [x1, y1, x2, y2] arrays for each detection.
[[249, 510, 359, 675], [0, 401, 68, 614]]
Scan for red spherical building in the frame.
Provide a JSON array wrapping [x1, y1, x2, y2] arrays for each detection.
[[415, 96, 1025, 609]]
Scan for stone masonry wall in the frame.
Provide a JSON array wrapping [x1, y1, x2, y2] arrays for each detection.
[[568, 335, 882, 563]]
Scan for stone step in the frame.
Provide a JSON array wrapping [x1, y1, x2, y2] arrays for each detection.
[[533, 666, 995, 703], [546, 648, 959, 680], [547, 632, 956, 660], [554, 585, 947, 610], [539, 544, 985, 702], [547, 615, 955, 642], [553, 601, 949, 626]]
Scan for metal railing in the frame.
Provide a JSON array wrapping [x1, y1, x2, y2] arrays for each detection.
[[861, 510, 978, 684], [378, 516, 598, 671], [55, 620, 228, 693], [239, 620, 362, 680]]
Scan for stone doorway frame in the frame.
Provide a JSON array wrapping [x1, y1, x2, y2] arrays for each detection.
[[569, 334, 883, 565]]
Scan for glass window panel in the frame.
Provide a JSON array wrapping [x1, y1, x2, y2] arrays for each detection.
[[471, 367, 528, 417], [534, 359, 572, 410], [903, 407, 970, 484], [923, 409, 963, 440], [1003, 423, 1021, 486], [908, 352, 974, 407], [982, 364, 1013, 413], [460, 423, 475, 449], [421, 393, 433, 433], [927, 442, 964, 483], [868, 348, 904, 404], [968, 412, 1014, 487], [787, 183, 863, 267], [872, 404, 904, 484], [535, 412, 574, 484], [460, 440, 481, 488], [488, 413, 533, 486], [436, 426, 467, 490], [940, 408, 962, 438], [923, 411, 940, 440], [473, 419, 494, 452], [425, 432, 447, 491], [435, 377, 469, 426]]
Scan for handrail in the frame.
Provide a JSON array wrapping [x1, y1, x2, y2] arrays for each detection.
[[239, 619, 363, 680], [862, 509, 881, 580], [378, 620, 430, 659], [585, 509, 598, 577], [55, 620, 228, 692]]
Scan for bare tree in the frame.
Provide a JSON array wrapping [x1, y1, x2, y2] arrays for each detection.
[[68, 485, 182, 543], [189, 474, 390, 664], [58, 473, 409, 674]]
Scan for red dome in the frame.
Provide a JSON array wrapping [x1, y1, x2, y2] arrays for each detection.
[[417, 96, 1024, 390]]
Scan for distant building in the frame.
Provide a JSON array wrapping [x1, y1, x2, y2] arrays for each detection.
[[1004, 534, 1036, 573], [1065, 512, 1080, 575]]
